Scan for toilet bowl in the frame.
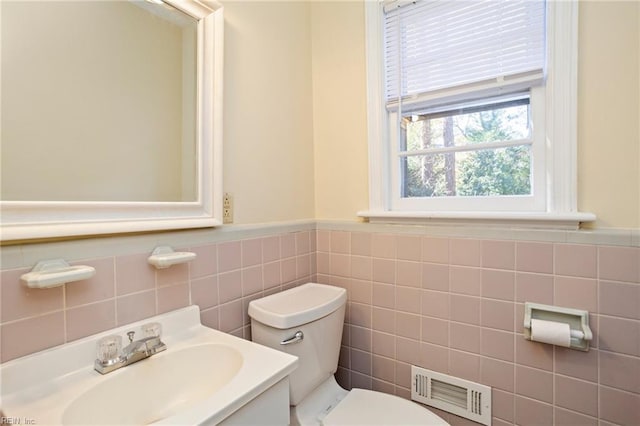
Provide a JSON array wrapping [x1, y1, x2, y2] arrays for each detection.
[[248, 283, 449, 426]]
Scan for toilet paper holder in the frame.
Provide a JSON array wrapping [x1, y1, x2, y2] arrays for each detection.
[[523, 302, 593, 351]]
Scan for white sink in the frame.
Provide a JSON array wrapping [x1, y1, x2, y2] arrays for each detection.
[[63, 344, 243, 425], [1, 306, 298, 425]]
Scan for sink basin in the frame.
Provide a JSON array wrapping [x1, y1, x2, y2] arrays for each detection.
[[62, 344, 243, 425], [0, 306, 298, 425]]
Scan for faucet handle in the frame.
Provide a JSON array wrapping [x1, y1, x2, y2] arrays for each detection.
[[141, 322, 162, 338], [127, 331, 135, 343], [96, 335, 122, 363]]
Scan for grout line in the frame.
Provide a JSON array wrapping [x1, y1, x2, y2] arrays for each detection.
[[0, 308, 67, 326]]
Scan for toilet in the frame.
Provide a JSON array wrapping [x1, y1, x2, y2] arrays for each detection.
[[248, 282, 449, 426]]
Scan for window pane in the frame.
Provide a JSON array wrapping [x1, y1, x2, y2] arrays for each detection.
[[402, 146, 531, 198], [403, 101, 530, 152]]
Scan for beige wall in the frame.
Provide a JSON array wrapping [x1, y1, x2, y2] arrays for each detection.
[[577, 0, 640, 229], [309, 0, 640, 230], [222, 1, 316, 224], [311, 1, 369, 221], [3, 1, 638, 230]]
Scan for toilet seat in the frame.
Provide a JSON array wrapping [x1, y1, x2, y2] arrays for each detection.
[[321, 389, 448, 426]]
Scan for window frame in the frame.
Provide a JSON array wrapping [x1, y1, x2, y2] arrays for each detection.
[[361, 0, 595, 228], [390, 90, 546, 212]]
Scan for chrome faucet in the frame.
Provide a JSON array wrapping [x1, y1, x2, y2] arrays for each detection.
[[94, 324, 166, 374]]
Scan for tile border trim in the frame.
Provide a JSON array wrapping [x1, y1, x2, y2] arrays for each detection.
[[1, 219, 638, 270]]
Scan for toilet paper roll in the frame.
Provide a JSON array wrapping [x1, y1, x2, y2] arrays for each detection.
[[530, 318, 571, 347]]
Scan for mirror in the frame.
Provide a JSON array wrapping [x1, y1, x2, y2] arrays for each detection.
[[0, 0, 223, 241], [2, 0, 198, 202]]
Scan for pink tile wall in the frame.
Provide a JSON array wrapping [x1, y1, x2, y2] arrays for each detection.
[[317, 230, 640, 426], [0, 230, 316, 363], [2, 226, 639, 426]]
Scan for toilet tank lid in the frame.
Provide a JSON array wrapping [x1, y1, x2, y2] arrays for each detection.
[[248, 283, 347, 329]]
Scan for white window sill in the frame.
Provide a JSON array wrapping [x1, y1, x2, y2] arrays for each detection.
[[357, 210, 596, 230]]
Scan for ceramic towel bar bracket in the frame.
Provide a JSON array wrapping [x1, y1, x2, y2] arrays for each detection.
[[147, 246, 197, 269], [20, 259, 96, 289], [523, 302, 593, 351]]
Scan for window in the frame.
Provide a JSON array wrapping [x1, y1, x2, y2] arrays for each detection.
[[399, 95, 534, 199], [363, 0, 594, 226]]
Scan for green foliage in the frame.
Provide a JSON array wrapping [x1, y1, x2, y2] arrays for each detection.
[[404, 155, 449, 197], [457, 146, 530, 196], [456, 108, 531, 196]]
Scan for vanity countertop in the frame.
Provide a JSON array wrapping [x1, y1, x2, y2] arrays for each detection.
[[0, 305, 298, 425]]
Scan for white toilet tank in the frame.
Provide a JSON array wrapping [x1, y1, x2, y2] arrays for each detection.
[[248, 283, 347, 406]]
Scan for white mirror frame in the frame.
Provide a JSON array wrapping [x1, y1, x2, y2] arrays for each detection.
[[0, 0, 223, 242]]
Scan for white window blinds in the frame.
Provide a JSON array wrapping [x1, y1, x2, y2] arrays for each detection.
[[384, 0, 546, 108]]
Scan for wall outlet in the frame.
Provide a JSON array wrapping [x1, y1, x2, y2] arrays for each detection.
[[223, 193, 233, 224]]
